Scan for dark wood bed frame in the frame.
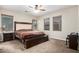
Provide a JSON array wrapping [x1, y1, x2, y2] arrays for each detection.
[[14, 21, 49, 49]]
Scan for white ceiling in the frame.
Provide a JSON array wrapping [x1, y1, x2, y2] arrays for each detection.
[[0, 5, 74, 16]]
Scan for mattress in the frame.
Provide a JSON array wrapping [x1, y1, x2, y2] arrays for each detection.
[[15, 30, 45, 39]]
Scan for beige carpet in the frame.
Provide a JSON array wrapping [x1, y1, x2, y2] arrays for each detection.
[[0, 39, 78, 53]]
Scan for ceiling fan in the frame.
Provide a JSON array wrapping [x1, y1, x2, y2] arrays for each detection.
[[25, 5, 46, 12], [29, 5, 46, 11]]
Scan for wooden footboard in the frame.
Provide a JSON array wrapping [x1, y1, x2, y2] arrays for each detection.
[[24, 35, 49, 49]]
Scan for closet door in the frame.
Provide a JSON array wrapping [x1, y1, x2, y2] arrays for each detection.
[[1, 14, 13, 31]]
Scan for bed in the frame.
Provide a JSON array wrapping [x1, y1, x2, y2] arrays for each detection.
[[14, 22, 49, 49]]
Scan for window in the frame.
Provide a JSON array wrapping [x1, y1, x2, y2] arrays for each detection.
[[53, 16, 62, 31], [1, 14, 13, 31], [32, 20, 37, 30], [44, 18, 50, 30]]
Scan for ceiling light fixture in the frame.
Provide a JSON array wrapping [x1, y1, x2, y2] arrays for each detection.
[[34, 10, 40, 13]]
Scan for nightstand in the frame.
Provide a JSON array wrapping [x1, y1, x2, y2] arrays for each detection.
[[3, 32, 14, 42]]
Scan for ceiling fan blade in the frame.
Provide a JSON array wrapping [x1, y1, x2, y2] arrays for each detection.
[[25, 10, 30, 12], [40, 9, 46, 11], [25, 10, 28, 12], [39, 5, 42, 7], [28, 6, 33, 8]]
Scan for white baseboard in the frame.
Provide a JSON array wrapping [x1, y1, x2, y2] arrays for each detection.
[[49, 37, 66, 41]]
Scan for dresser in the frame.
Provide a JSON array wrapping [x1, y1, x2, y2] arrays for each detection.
[[3, 32, 14, 42], [0, 31, 14, 42]]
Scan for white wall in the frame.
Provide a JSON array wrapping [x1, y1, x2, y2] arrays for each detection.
[[37, 6, 78, 40], [78, 6, 79, 31], [0, 10, 1, 27], [0, 10, 34, 22]]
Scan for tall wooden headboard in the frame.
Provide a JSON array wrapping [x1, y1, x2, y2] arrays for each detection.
[[14, 21, 32, 31]]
